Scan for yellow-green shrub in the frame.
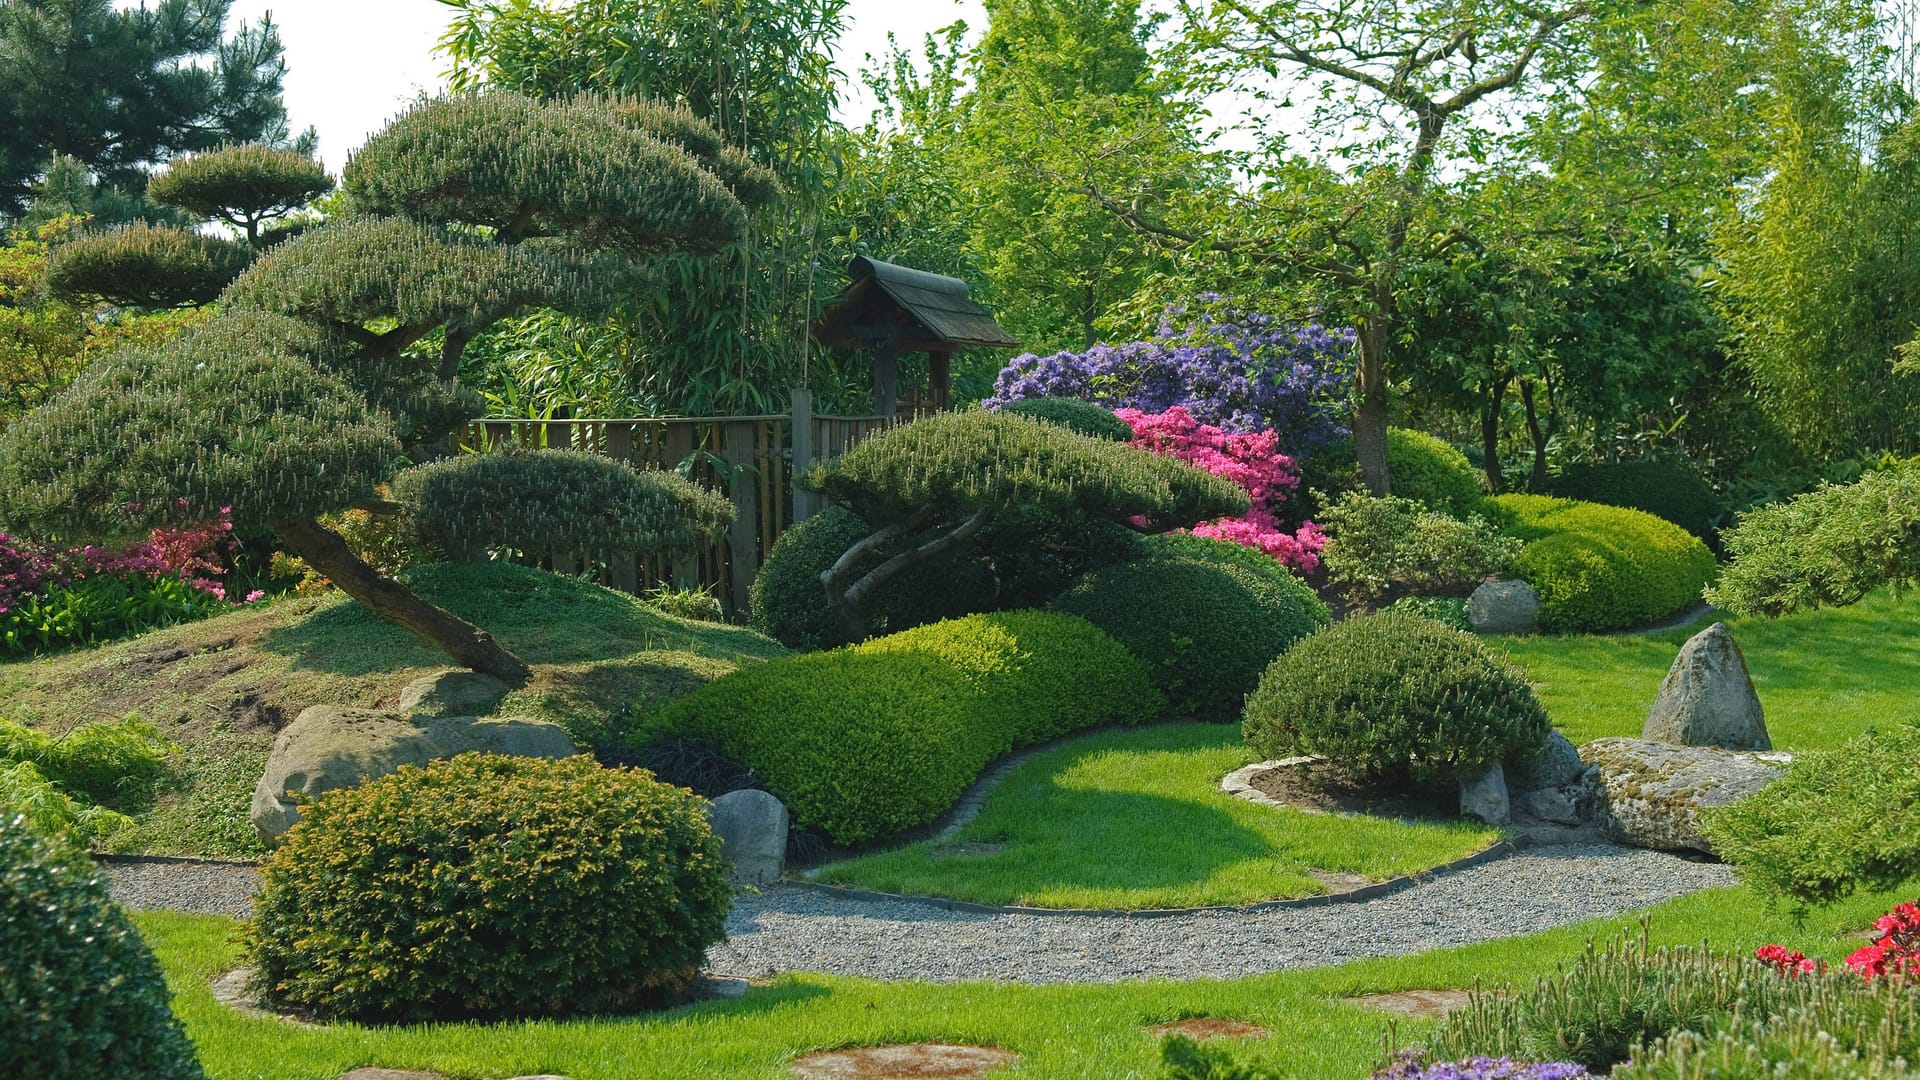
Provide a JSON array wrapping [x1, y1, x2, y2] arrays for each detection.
[[1489, 494, 1717, 632], [244, 752, 729, 1023]]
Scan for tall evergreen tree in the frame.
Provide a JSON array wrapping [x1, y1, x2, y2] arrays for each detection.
[[0, 0, 296, 219]]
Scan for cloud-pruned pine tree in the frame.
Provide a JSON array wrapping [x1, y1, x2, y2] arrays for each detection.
[[0, 92, 774, 683]]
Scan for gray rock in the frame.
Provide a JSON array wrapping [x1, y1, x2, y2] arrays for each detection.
[[1458, 763, 1511, 825], [1511, 730, 1585, 792], [1643, 623, 1770, 750], [396, 670, 510, 719], [1468, 580, 1542, 635], [1580, 737, 1790, 854], [1517, 786, 1587, 826], [252, 706, 579, 846], [708, 789, 789, 885]]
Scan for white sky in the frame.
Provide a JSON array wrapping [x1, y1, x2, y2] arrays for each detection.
[[221, 0, 987, 171]]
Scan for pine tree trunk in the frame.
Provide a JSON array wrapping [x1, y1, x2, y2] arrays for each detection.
[[273, 517, 532, 686]]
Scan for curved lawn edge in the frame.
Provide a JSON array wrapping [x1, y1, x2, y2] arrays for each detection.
[[787, 836, 1527, 918]]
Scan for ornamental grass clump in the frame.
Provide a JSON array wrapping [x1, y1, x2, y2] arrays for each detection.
[[245, 752, 730, 1023], [1242, 610, 1547, 793]]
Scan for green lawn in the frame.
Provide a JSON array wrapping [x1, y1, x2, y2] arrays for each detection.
[[1496, 588, 1920, 750], [811, 724, 1498, 910], [141, 883, 1908, 1080]]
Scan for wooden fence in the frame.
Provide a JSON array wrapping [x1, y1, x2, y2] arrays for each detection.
[[459, 389, 920, 615]]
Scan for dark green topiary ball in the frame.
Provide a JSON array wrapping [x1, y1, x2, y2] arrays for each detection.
[[1243, 609, 1549, 793], [0, 813, 206, 1079], [244, 753, 730, 1023], [996, 397, 1136, 441], [1050, 553, 1329, 719]]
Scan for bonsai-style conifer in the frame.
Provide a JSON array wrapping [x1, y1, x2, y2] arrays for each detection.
[[0, 93, 774, 683]]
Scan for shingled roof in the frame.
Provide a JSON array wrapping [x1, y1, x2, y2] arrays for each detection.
[[813, 256, 1019, 350]]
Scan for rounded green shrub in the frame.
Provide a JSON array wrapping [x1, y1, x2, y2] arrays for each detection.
[[1706, 462, 1920, 617], [1050, 555, 1329, 719], [1546, 459, 1721, 540], [1318, 491, 1520, 604], [643, 611, 1165, 843], [1143, 531, 1303, 584], [1243, 609, 1548, 793], [389, 449, 733, 562], [146, 144, 334, 244], [245, 752, 729, 1023], [995, 397, 1135, 441], [44, 221, 251, 308], [0, 813, 205, 1078], [747, 505, 993, 650], [1302, 428, 1485, 519], [858, 611, 1163, 743], [1489, 494, 1718, 632]]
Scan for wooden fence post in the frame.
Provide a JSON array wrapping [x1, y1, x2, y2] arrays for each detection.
[[790, 386, 816, 523], [724, 421, 760, 618]]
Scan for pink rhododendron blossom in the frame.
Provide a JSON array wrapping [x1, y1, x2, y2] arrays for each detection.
[[1115, 406, 1325, 573]]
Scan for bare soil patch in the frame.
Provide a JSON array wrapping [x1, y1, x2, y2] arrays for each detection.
[[1148, 1018, 1271, 1040], [1346, 989, 1477, 1018], [1249, 761, 1457, 823], [789, 1043, 1020, 1079]]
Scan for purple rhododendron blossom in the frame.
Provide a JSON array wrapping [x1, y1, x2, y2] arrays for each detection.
[[984, 296, 1354, 457], [1372, 1053, 1593, 1080]]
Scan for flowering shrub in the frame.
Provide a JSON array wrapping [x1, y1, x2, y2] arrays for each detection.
[[1755, 943, 1824, 977], [1757, 901, 1920, 981], [1116, 406, 1325, 573], [0, 506, 264, 654], [985, 297, 1353, 454], [1374, 1053, 1592, 1080]]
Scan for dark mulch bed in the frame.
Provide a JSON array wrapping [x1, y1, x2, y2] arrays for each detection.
[[1247, 760, 1458, 824]]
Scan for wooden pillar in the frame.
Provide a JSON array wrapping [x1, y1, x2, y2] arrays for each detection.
[[790, 386, 817, 522], [663, 421, 697, 589], [606, 423, 638, 595], [724, 421, 760, 619], [929, 348, 953, 412], [872, 340, 899, 418]]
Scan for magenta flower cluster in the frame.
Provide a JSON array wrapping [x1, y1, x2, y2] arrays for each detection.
[[1373, 1052, 1592, 1080], [1117, 406, 1327, 573], [984, 297, 1354, 455], [0, 505, 263, 616]]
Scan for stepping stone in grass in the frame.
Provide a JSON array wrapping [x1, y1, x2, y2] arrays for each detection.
[[1345, 990, 1477, 1018], [1148, 1018, 1271, 1040], [789, 1043, 1020, 1079]]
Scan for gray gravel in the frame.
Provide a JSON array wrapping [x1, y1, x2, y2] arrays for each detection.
[[710, 843, 1734, 984], [100, 843, 1734, 984], [102, 858, 259, 919]]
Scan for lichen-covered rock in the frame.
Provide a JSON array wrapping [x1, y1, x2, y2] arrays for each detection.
[[394, 670, 510, 718], [1642, 622, 1770, 750], [1468, 579, 1542, 635], [251, 706, 577, 845], [1459, 763, 1511, 825], [1511, 730, 1585, 792], [707, 788, 789, 885], [1580, 736, 1789, 854]]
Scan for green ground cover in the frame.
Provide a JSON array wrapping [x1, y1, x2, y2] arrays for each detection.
[[812, 725, 1498, 910], [1497, 588, 1920, 750], [140, 884, 1908, 1080]]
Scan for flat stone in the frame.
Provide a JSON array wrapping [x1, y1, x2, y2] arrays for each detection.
[[1347, 990, 1477, 1018], [1510, 731, 1585, 793], [1517, 785, 1587, 826], [396, 670, 510, 718], [1581, 737, 1789, 854], [1643, 623, 1770, 750], [252, 706, 579, 846], [1148, 1018, 1271, 1039], [789, 1044, 1019, 1079], [1468, 579, 1541, 635], [1458, 763, 1510, 825], [708, 788, 790, 886]]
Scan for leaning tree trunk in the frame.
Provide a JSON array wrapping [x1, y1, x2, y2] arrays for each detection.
[[1353, 319, 1393, 496], [274, 517, 532, 686], [820, 508, 994, 644]]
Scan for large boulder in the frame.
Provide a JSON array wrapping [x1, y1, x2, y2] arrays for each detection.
[[251, 706, 578, 846], [395, 670, 511, 719], [1468, 580, 1542, 635], [1510, 730, 1585, 792], [1458, 763, 1511, 826], [1642, 623, 1770, 750], [707, 788, 789, 885], [1580, 737, 1789, 854]]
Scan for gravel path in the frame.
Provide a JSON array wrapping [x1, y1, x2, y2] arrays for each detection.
[[101, 843, 1734, 984], [710, 844, 1734, 984]]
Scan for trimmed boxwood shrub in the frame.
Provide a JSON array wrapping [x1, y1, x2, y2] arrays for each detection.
[[1050, 554, 1330, 719], [1546, 459, 1721, 540], [245, 752, 730, 1023], [641, 611, 1164, 843], [1, 813, 205, 1078], [1488, 494, 1718, 633], [747, 505, 991, 650], [995, 396, 1135, 441], [1302, 428, 1486, 520], [1243, 610, 1549, 793]]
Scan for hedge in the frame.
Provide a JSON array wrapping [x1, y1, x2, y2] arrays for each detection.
[[1488, 494, 1717, 633], [1546, 459, 1721, 540]]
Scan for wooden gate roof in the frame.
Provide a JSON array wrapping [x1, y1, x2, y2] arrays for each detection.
[[813, 255, 1019, 350]]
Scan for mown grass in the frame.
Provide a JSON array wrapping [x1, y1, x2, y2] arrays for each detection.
[[813, 725, 1499, 910], [0, 563, 787, 858], [1496, 587, 1920, 750], [140, 882, 1910, 1080]]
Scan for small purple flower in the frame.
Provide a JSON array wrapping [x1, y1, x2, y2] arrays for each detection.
[[1372, 1052, 1592, 1080]]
